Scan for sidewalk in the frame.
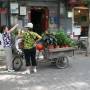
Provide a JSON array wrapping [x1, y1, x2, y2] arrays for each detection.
[[0, 53, 90, 90]]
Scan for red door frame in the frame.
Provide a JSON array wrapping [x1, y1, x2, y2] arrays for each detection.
[[42, 7, 49, 31]]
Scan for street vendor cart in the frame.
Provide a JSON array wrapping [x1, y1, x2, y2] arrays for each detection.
[[36, 47, 75, 69]]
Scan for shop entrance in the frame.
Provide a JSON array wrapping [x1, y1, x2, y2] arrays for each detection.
[[30, 7, 49, 35], [73, 6, 89, 36]]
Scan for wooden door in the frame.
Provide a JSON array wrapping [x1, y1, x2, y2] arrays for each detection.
[[41, 7, 49, 31]]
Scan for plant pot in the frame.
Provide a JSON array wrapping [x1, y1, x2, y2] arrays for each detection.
[[65, 45, 69, 47], [48, 45, 54, 49], [60, 45, 64, 48], [55, 45, 60, 48]]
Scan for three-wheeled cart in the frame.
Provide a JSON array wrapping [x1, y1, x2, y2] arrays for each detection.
[[36, 47, 75, 69], [12, 47, 76, 71]]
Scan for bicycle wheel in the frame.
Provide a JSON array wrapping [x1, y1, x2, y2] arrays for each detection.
[[56, 55, 69, 69], [12, 56, 23, 71]]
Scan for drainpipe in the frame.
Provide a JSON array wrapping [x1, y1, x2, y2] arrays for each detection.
[[7, 0, 11, 27], [57, 0, 60, 30]]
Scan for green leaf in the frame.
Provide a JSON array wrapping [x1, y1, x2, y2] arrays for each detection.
[[82, 0, 90, 5]]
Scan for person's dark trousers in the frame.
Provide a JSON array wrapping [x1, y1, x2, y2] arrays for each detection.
[[23, 47, 37, 66]]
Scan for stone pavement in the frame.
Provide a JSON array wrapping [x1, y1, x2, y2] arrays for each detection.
[[0, 54, 90, 90]]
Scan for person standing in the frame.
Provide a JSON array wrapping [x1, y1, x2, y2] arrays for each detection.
[[20, 23, 42, 74], [1, 24, 18, 72]]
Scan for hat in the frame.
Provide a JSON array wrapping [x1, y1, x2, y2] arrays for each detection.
[[24, 23, 33, 28]]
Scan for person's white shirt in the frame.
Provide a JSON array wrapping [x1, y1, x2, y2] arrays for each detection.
[[0, 33, 4, 49]]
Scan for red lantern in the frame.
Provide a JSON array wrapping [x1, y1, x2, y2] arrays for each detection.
[[36, 44, 44, 51]]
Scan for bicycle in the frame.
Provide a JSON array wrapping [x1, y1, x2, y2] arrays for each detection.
[[12, 50, 24, 71], [76, 37, 88, 56]]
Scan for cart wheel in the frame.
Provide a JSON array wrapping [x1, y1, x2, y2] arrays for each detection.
[[12, 56, 23, 71], [56, 56, 69, 69]]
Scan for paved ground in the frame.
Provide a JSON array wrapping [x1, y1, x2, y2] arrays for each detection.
[[0, 53, 90, 90]]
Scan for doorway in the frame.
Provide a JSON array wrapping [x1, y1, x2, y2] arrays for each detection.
[[30, 7, 49, 35]]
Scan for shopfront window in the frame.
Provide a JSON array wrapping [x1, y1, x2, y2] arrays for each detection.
[[74, 7, 89, 26]]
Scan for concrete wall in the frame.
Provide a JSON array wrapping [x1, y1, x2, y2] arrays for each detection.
[[10, 1, 72, 33]]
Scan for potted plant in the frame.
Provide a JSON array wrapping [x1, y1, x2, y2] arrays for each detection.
[[55, 30, 76, 48], [55, 30, 67, 47]]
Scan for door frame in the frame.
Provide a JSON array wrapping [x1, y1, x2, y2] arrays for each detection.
[[30, 6, 49, 32]]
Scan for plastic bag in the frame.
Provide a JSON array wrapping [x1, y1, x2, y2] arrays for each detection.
[[18, 39, 24, 49]]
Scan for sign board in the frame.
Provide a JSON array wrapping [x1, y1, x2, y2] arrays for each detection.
[[68, 11, 73, 18], [73, 26, 81, 35], [10, 3, 18, 14], [20, 6, 26, 15]]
